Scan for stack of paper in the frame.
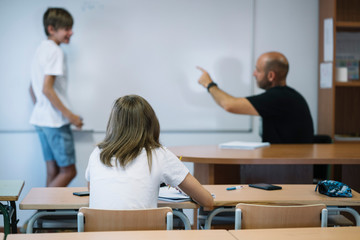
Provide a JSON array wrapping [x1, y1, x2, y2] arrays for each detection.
[[158, 186, 191, 202], [219, 141, 270, 150]]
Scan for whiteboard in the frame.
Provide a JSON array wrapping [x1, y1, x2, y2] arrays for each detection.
[[0, 0, 254, 132]]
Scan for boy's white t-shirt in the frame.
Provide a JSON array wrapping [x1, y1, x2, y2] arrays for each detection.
[[85, 146, 189, 210], [30, 39, 71, 127]]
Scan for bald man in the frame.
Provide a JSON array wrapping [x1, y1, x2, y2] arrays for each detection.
[[197, 51, 314, 143]]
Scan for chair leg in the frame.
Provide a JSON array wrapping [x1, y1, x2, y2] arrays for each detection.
[[166, 212, 173, 230], [321, 208, 328, 227], [234, 209, 242, 230], [77, 212, 84, 232]]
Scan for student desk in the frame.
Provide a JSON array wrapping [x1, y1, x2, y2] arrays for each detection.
[[0, 180, 24, 235], [229, 226, 360, 240], [169, 143, 360, 190], [6, 230, 236, 240], [19, 187, 198, 233], [202, 184, 360, 229]]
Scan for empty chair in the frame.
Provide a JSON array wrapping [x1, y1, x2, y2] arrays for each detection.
[[77, 207, 173, 232], [235, 203, 328, 230]]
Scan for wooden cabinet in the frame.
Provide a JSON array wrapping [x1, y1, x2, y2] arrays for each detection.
[[318, 0, 360, 139]]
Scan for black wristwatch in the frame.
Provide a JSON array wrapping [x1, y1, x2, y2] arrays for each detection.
[[207, 82, 217, 92]]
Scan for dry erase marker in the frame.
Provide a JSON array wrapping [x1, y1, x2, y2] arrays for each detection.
[[226, 186, 243, 191]]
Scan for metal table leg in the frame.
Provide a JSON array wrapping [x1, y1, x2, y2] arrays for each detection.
[[173, 209, 191, 230], [25, 208, 192, 233], [26, 210, 78, 233], [327, 206, 360, 226], [10, 201, 18, 233], [0, 203, 11, 236], [204, 207, 235, 229]]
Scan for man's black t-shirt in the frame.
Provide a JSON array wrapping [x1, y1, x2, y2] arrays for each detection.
[[246, 86, 314, 143]]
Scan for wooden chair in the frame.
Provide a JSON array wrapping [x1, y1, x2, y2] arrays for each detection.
[[77, 207, 173, 232], [234, 203, 328, 230]]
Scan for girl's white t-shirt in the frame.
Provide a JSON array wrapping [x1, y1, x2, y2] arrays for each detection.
[[85, 146, 189, 209]]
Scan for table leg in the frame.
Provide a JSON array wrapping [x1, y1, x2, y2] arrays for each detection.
[[26, 210, 78, 233], [0, 203, 10, 236], [173, 210, 191, 230], [204, 207, 235, 229], [10, 201, 18, 233], [25, 209, 191, 232], [327, 207, 360, 226]]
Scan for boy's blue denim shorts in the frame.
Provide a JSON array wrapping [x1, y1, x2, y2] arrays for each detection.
[[35, 124, 75, 167]]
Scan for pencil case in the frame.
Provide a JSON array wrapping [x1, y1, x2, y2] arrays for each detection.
[[315, 180, 352, 197]]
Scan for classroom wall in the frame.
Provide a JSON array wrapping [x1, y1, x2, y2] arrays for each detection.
[[0, 0, 319, 228], [0, 0, 256, 133]]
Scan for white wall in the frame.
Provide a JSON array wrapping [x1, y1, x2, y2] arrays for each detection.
[[0, 0, 255, 132], [0, 0, 318, 228]]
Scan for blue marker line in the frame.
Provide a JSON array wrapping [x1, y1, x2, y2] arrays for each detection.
[[226, 186, 243, 191]]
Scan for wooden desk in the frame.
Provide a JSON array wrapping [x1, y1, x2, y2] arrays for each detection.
[[19, 187, 197, 210], [205, 184, 360, 207], [0, 180, 24, 235], [6, 230, 236, 240], [20, 187, 198, 233], [169, 143, 360, 190], [229, 226, 360, 240], [202, 184, 360, 229]]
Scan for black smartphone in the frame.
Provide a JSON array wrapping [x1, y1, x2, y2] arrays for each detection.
[[249, 183, 282, 191], [73, 191, 90, 196]]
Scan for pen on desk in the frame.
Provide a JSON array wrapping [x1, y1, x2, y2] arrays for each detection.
[[226, 186, 243, 191], [179, 156, 182, 160]]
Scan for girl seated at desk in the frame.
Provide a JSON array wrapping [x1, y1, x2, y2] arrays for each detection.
[[85, 95, 213, 209]]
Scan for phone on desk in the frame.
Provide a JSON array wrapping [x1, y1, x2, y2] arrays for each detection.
[[73, 191, 90, 196], [249, 183, 282, 191]]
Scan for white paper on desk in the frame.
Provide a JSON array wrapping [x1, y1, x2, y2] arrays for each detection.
[[158, 186, 191, 202], [219, 141, 270, 149]]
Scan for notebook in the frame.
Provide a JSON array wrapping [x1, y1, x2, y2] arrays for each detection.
[[158, 186, 191, 202]]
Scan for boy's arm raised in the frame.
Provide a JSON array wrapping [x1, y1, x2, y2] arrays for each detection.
[[43, 75, 83, 129]]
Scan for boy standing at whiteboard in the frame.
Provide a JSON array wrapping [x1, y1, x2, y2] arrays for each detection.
[[29, 8, 83, 187]]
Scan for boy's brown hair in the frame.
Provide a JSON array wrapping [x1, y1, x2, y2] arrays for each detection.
[[43, 8, 73, 36]]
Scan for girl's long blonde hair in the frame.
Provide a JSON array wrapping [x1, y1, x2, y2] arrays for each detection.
[[98, 95, 161, 170]]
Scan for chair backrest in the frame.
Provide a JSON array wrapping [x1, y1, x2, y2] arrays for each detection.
[[77, 207, 173, 232], [235, 203, 328, 230]]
